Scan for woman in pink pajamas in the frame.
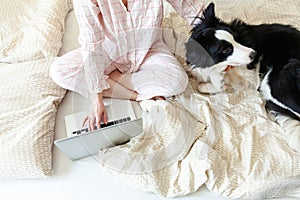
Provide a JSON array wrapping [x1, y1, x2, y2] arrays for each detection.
[[50, 0, 204, 130]]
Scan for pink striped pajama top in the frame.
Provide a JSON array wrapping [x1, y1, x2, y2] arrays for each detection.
[[50, 0, 204, 100]]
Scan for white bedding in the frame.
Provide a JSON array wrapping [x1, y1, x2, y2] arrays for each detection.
[[0, 8, 226, 199], [0, 90, 225, 200], [0, 0, 72, 63], [1, 0, 300, 200], [97, 75, 300, 198]]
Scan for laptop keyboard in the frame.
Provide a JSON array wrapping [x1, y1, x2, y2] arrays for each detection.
[[72, 117, 131, 136]]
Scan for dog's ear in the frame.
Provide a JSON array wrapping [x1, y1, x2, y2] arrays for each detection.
[[200, 2, 219, 28], [205, 2, 216, 18]]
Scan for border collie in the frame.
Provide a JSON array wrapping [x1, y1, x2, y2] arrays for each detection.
[[186, 2, 300, 120]]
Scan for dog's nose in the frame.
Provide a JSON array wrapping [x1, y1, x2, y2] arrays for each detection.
[[249, 51, 257, 60]]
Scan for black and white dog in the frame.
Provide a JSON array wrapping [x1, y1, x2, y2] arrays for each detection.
[[186, 2, 300, 120]]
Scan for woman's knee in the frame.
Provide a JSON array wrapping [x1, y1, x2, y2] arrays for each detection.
[[150, 69, 188, 96], [159, 65, 188, 94], [169, 70, 188, 95]]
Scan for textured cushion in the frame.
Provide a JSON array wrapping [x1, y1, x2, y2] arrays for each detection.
[[202, 0, 300, 29], [0, 58, 66, 178], [0, 0, 73, 63]]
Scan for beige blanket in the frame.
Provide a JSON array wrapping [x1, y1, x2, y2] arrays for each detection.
[[97, 0, 300, 199], [98, 69, 300, 199]]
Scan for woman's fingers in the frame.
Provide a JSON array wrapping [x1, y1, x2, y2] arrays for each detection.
[[82, 116, 89, 128], [82, 112, 105, 131], [95, 114, 101, 129], [102, 110, 108, 124], [89, 117, 96, 131], [84, 93, 107, 131]]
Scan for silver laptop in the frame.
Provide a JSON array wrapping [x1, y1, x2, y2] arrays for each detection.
[[54, 99, 143, 160]]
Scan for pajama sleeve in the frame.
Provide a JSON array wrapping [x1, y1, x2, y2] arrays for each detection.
[[73, 0, 110, 95], [166, 0, 205, 25]]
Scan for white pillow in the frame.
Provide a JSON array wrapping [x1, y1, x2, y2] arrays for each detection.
[[0, 0, 73, 63], [202, 0, 300, 28], [0, 58, 66, 179]]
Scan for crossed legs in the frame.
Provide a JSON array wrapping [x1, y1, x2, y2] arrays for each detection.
[[103, 70, 165, 101], [50, 47, 188, 101]]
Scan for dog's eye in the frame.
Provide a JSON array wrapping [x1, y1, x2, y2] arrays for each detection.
[[223, 47, 233, 55]]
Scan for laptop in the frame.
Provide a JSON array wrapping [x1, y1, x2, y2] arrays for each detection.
[[54, 99, 143, 160]]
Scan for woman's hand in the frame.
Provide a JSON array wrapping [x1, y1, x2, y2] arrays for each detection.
[[82, 93, 108, 131]]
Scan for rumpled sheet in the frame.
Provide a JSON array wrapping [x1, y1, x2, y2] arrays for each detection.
[[97, 0, 300, 199], [97, 66, 300, 199], [98, 99, 210, 196]]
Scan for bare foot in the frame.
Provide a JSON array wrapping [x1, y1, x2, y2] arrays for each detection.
[[109, 70, 123, 82], [151, 96, 165, 100]]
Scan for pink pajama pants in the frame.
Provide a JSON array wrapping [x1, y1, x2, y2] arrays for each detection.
[[50, 45, 188, 101]]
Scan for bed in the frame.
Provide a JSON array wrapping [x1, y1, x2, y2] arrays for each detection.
[[1, 0, 300, 199]]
